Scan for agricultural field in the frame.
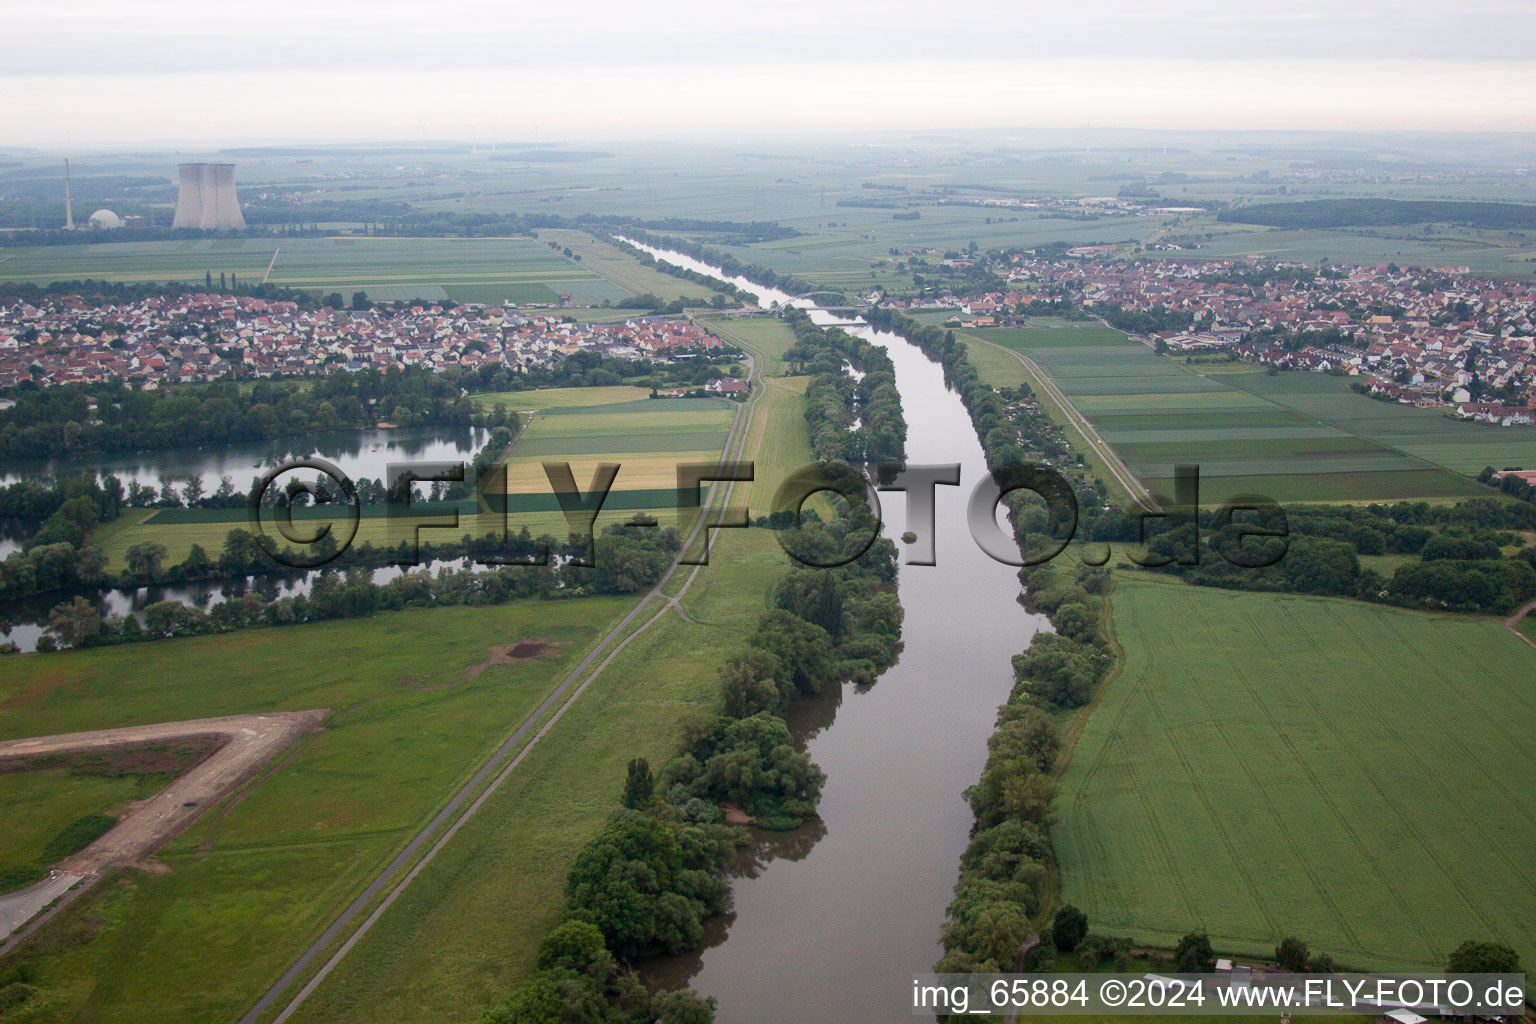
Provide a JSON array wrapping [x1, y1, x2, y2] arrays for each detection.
[[89, 393, 742, 565], [495, 398, 736, 515], [0, 236, 631, 307], [247, 346, 812, 1023], [966, 322, 1519, 503], [700, 313, 803, 378], [1141, 223, 1536, 281], [470, 385, 653, 412], [535, 229, 732, 303], [969, 322, 1131, 351], [0, 597, 639, 1023], [1055, 577, 1536, 971]]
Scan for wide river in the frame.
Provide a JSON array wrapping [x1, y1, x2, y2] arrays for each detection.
[[629, 243, 1048, 1021]]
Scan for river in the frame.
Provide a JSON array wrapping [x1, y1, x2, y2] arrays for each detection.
[[2, 424, 494, 651], [0, 559, 473, 654], [628, 242, 1048, 1021], [0, 424, 489, 490]]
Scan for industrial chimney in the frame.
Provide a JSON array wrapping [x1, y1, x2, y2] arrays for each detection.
[[172, 163, 246, 230], [63, 159, 75, 230]]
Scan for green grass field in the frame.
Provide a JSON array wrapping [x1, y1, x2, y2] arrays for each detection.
[[0, 770, 161, 889], [0, 236, 630, 306], [1055, 577, 1536, 970], [282, 529, 793, 1024], [273, 342, 813, 1023], [537, 229, 731, 303], [700, 314, 802, 378], [975, 323, 1132, 351], [966, 323, 1521, 503], [2, 297, 810, 1023], [89, 392, 741, 565], [0, 597, 637, 1023], [470, 385, 654, 411]]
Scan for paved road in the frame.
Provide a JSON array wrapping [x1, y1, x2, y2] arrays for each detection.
[[0, 873, 82, 942], [969, 331, 1160, 511], [0, 711, 326, 956], [246, 349, 768, 1024]]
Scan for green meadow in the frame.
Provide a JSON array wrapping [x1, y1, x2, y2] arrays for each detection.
[[0, 236, 629, 306], [90, 392, 741, 565], [0, 598, 636, 1023], [964, 322, 1525, 503], [0, 770, 165, 890], [277, 338, 812, 1024], [1055, 577, 1536, 971]]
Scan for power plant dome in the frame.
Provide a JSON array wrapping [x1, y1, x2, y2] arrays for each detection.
[[89, 209, 124, 229]]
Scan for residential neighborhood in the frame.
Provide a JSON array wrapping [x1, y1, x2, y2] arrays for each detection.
[[0, 293, 727, 389], [883, 253, 1536, 420]]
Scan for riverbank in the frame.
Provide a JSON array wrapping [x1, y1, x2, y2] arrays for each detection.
[[623, 244, 1048, 1023]]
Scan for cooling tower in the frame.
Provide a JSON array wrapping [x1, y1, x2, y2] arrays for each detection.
[[172, 163, 246, 230]]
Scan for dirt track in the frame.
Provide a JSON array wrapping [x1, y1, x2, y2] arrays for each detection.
[[0, 710, 328, 875], [1505, 597, 1536, 652]]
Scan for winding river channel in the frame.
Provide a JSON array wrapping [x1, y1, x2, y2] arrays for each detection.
[[629, 243, 1048, 1022]]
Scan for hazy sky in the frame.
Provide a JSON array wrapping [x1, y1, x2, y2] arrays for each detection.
[[6, 0, 1536, 146]]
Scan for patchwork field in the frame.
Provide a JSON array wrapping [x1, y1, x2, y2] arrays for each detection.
[[0, 236, 630, 306], [89, 393, 741, 565], [964, 322, 1527, 503], [1055, 578, 1536, 970], [497, 397, 735, 500], [470, 385, 654, 411], [277, 340, 810, 1024], [536, 229, 732, 303]]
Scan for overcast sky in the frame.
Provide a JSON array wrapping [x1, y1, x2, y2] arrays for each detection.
[[5, 0, 1536, 146]]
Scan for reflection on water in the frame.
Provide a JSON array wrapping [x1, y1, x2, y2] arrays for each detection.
[[0, 559, 469, 653], [629, 244, 1048, 1023], [0, 425, 488, 489]]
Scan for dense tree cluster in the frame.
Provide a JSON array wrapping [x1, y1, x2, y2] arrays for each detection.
[[1009, 566, 1116, 708], [479, 511, 902, 1024], [17, 522, 681, 652], [783, 308, 905, 464], [1135, 500, 1536, 615], [1095, 303, 1195, 336], [475, 911, 720, 1024], [1480, 464, 1536, 505], [0, 368, 479, 460], [0, 278, 318, 307]]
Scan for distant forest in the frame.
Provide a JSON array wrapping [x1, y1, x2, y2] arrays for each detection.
[[1219, 198, 1536, 230]]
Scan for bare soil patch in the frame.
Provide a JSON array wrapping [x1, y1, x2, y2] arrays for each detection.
[[0, 711, 327, 877], [0, 734, 226, 780], [463, 639, 553, 681]]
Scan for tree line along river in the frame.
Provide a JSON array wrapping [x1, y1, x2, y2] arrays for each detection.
[[628, 242, 1047, 1023]]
